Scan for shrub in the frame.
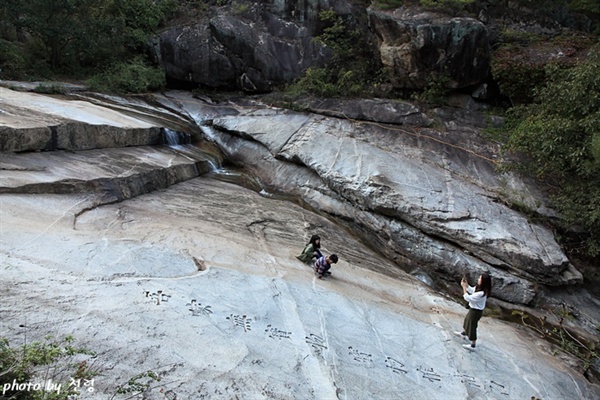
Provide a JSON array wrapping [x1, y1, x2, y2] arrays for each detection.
[[491, 44, 549, 105], [0, 39, 26, 79], [32, 83, 66, 95], [505, 45, 600, 256], [87, 59, 166, 95], [286, 9, 382, 98], [374, 0, 404, 10], [492, 30, 596, 105], [419, 0, 474, 13], [413, 73, 451, 106], [0, 335, 96, 400], [112, 370, 161, 398]]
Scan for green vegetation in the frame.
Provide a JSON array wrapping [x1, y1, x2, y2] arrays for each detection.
[[0, 0, 178, 93], [32, 83, 67, 94], [373, 0, 404, 10], [0, 334, 166, 399], [503, 45, 600, 257], [87, 57, 166, 95], [285, 9, 383, 99], [413, 73, 451, 106], [510, 309, 599, 376], [569, 0, 600, 28], [111, 370, 161, 399], [492, 31, 596, 104], [373, 0, 474, 13], [419, 0, 474, 12], [491, 44, 548, 105], [231, 1, 249, 15], [0, 335, 97, 400]]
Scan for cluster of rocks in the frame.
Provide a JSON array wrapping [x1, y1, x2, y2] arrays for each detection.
[[154, 0, 595, 102]]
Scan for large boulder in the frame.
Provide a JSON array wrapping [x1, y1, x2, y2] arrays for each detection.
[[368, 6, 491, 89], [156, 3, 335, 92], [156, 2, 492, 92]]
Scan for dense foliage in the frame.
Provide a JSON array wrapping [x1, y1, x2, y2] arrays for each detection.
[[0, 0, 177, 92], [87, 57, 166, 94], [285, 10, 383, 98], [374, 0, 474, 13], [505, 45, 600, 257]]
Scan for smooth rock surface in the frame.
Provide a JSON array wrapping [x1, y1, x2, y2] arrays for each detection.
[[1, 86, 598, 399], [0, 88, 583, 306], [167, 95, 579, 304], [1, 179, 597, 399], [0, 88, 193, 152]]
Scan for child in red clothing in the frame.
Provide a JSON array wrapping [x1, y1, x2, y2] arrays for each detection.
[[313, 254, 339, 279]]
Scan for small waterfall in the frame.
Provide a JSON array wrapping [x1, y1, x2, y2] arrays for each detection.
[[159, 123, 275, 198], [160, 127, 225, 175], [162, 128, 192, 146], [198, 125, 274, 197]]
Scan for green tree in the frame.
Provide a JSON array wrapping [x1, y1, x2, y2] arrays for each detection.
[[569, 0, 600, 13], [4, 0, 104, 69], [505, 46, 600, 256], [104, 0, 176, 55], [87, 56, 166, 94], [0, 0, 175, 77]]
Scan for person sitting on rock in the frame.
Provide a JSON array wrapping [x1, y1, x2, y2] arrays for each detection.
[[297, 234, 323, 264], [313, 254, 338, 279]]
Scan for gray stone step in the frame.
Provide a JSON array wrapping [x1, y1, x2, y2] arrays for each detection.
[[0, 145, 216, 201]]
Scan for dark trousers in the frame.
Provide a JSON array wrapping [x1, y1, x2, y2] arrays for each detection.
[[463, 308, 483, 341]]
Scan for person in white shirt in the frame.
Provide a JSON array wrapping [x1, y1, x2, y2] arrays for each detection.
[[454, 273, 492, 351]]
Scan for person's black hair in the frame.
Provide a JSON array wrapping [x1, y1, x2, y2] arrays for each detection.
[[308, 234, 321, 249], [475, 272, 492, 298], [329, 254, 338, 263]]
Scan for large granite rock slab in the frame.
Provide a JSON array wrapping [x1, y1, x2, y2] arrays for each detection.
[[1, 88, 583, 306], [1, 178, 597, 399], [170, 98, 582, 304], [1, 88, 598, 397], [0, 145, 216, 200]]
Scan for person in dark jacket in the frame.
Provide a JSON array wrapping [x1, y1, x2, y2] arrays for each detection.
[[297, 234, 323, 264]]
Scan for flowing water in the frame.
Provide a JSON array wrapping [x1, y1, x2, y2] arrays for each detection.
[[162, 128, 192, 146], [161, 126, 275, 198]]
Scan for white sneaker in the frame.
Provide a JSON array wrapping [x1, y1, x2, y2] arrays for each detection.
[[462, 344, 475, 351], [453, 331, 467, 340]]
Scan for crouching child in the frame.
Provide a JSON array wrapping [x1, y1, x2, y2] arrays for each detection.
[[313, 254, 339, 279]]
